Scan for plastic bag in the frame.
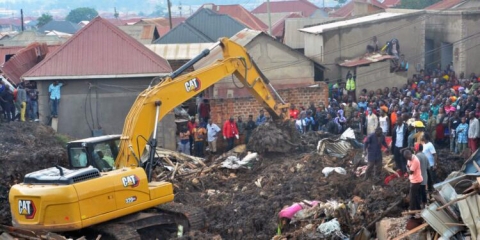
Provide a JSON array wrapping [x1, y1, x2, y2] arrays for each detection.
[[317, 218, 341, 235], [322, 167, 347, 177]]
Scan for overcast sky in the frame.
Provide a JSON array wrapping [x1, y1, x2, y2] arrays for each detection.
[[0, 0, 342, 17]]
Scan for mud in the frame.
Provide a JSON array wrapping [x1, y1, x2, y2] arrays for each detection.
[[0, 122, 68, 225]]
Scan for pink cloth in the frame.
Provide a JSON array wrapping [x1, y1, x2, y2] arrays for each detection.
[[279, 203, 303, 219], [407, 155, 423, 184], [444, 105, 456, 114]]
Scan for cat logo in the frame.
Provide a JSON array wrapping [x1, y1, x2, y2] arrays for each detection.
[[184, 78, 201, 92], [121, 175, 140, 188], [18, 200, 36, 219]]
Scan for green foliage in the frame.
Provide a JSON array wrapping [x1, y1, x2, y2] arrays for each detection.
[[397, 0, 442, 9], [37, 13, 53, 28], [149, 4, 168, 17], [55, 134, 71, 147], [66, 7, 98, 24]]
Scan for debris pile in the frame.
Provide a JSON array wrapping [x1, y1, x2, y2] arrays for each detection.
[[247, 121, 301, 153], [0, 122, 68, 225]]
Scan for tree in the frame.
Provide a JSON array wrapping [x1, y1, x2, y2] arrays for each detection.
[[66, 7, 98, 24], [149, 4, 167, 17], [398, 0, 442, 9], [37, 13, 53, 28]]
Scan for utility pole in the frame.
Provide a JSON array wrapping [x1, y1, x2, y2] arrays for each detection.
[[267, 0, 272, 35], [167, 0, 173, 29], [20, 9, 24, 32]]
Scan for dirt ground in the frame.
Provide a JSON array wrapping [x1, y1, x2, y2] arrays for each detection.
[[0, 122, 466, 239], [0, 122, 68, 225]]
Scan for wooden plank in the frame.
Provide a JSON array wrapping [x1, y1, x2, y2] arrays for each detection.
[[392, 223, 429, 240]]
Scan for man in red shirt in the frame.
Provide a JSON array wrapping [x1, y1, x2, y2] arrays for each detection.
[[403, 149, 423, 211], [289, 104, 299, 120], [223, 116, 239, 151], [187, 117, 197, 153]]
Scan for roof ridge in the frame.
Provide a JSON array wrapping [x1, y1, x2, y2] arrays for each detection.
[[23, 17, 170, 78], [183, 21, 214, 41], [237, 5, 268, 30]]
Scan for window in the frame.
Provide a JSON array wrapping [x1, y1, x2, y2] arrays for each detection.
[[70, 148, 88, 168], [91, 139, 120, 171]]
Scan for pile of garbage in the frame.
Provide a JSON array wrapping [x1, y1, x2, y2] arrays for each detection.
[[247, 121, 301, 153], [170, 128, 415, 239], [0, 122, 69, 225]]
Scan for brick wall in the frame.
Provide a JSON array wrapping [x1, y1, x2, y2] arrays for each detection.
[[209, 83, 328, 124]]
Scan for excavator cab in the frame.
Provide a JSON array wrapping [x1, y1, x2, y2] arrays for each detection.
[[67, 135, 121, 172]]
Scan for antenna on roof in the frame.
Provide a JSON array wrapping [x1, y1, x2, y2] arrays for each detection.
[[179, 2, 182, 17]]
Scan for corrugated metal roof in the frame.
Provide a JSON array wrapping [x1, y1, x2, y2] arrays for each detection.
[[22, 17, 172, 80], [118, 24, 159, 44], [106, 18, 143, 26], [0, 45, 60, 65], [284, 17, 339, 49], [145, 43, 214, 60], [425, 0, 467, 10], [252, 0, 321, 17], [200, 4, 268, 31], [329, 0, 387, 18], [381, 0, 402, 7], [154, 8, 247, 44], [38, 20, 80, 34], [0, 31, 66, 47], [1, 43, 50, 84], [136, 17, 185, 28], [301, 12, 404, 34], [339, 54, 394, 67]]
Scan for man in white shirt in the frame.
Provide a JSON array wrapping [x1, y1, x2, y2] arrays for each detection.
[[421, 134, 437, 192], [468, 112, 480, 152], [206, 118, 221, 154]]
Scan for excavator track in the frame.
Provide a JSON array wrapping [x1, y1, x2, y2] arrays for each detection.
[[1, 203, 206, 240]]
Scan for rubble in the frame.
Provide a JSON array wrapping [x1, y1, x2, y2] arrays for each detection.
[[246, 121, 301, 153], [0, 122, 473, 239], [0, 122, 69, 225]]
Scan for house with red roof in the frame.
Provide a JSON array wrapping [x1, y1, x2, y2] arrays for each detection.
[[199, 4, 268, 31], [380, 0, 402, 8], [21, 17, 175, 146], [329, 0, 387, 18], [252, 0, 327, 17]]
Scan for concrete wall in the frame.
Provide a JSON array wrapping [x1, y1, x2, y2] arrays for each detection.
[[354, 61, 408, 97], [305, 11, 425, 81], [425, 10, 480, 76], [194, 34, 317, 99], [254, 12, 293, 26], [37, 78, 176, 150], [459, 11, 480, 76]]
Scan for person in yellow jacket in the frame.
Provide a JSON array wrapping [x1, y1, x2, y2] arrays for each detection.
[[345, 71, 356, 102]]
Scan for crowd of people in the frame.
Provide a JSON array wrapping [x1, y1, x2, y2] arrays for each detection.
[[290, 64, 480, 214], [0, 80, 39, 122], [178, 98, 268, 157], [0, 80, 65, 123]]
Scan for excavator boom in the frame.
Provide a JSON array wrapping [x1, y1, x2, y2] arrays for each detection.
[[9, 37, 290, 239], [116, 37, 289, 169]]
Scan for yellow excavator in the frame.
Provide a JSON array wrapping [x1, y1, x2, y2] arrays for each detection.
[[8, 37, 290, 239]]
